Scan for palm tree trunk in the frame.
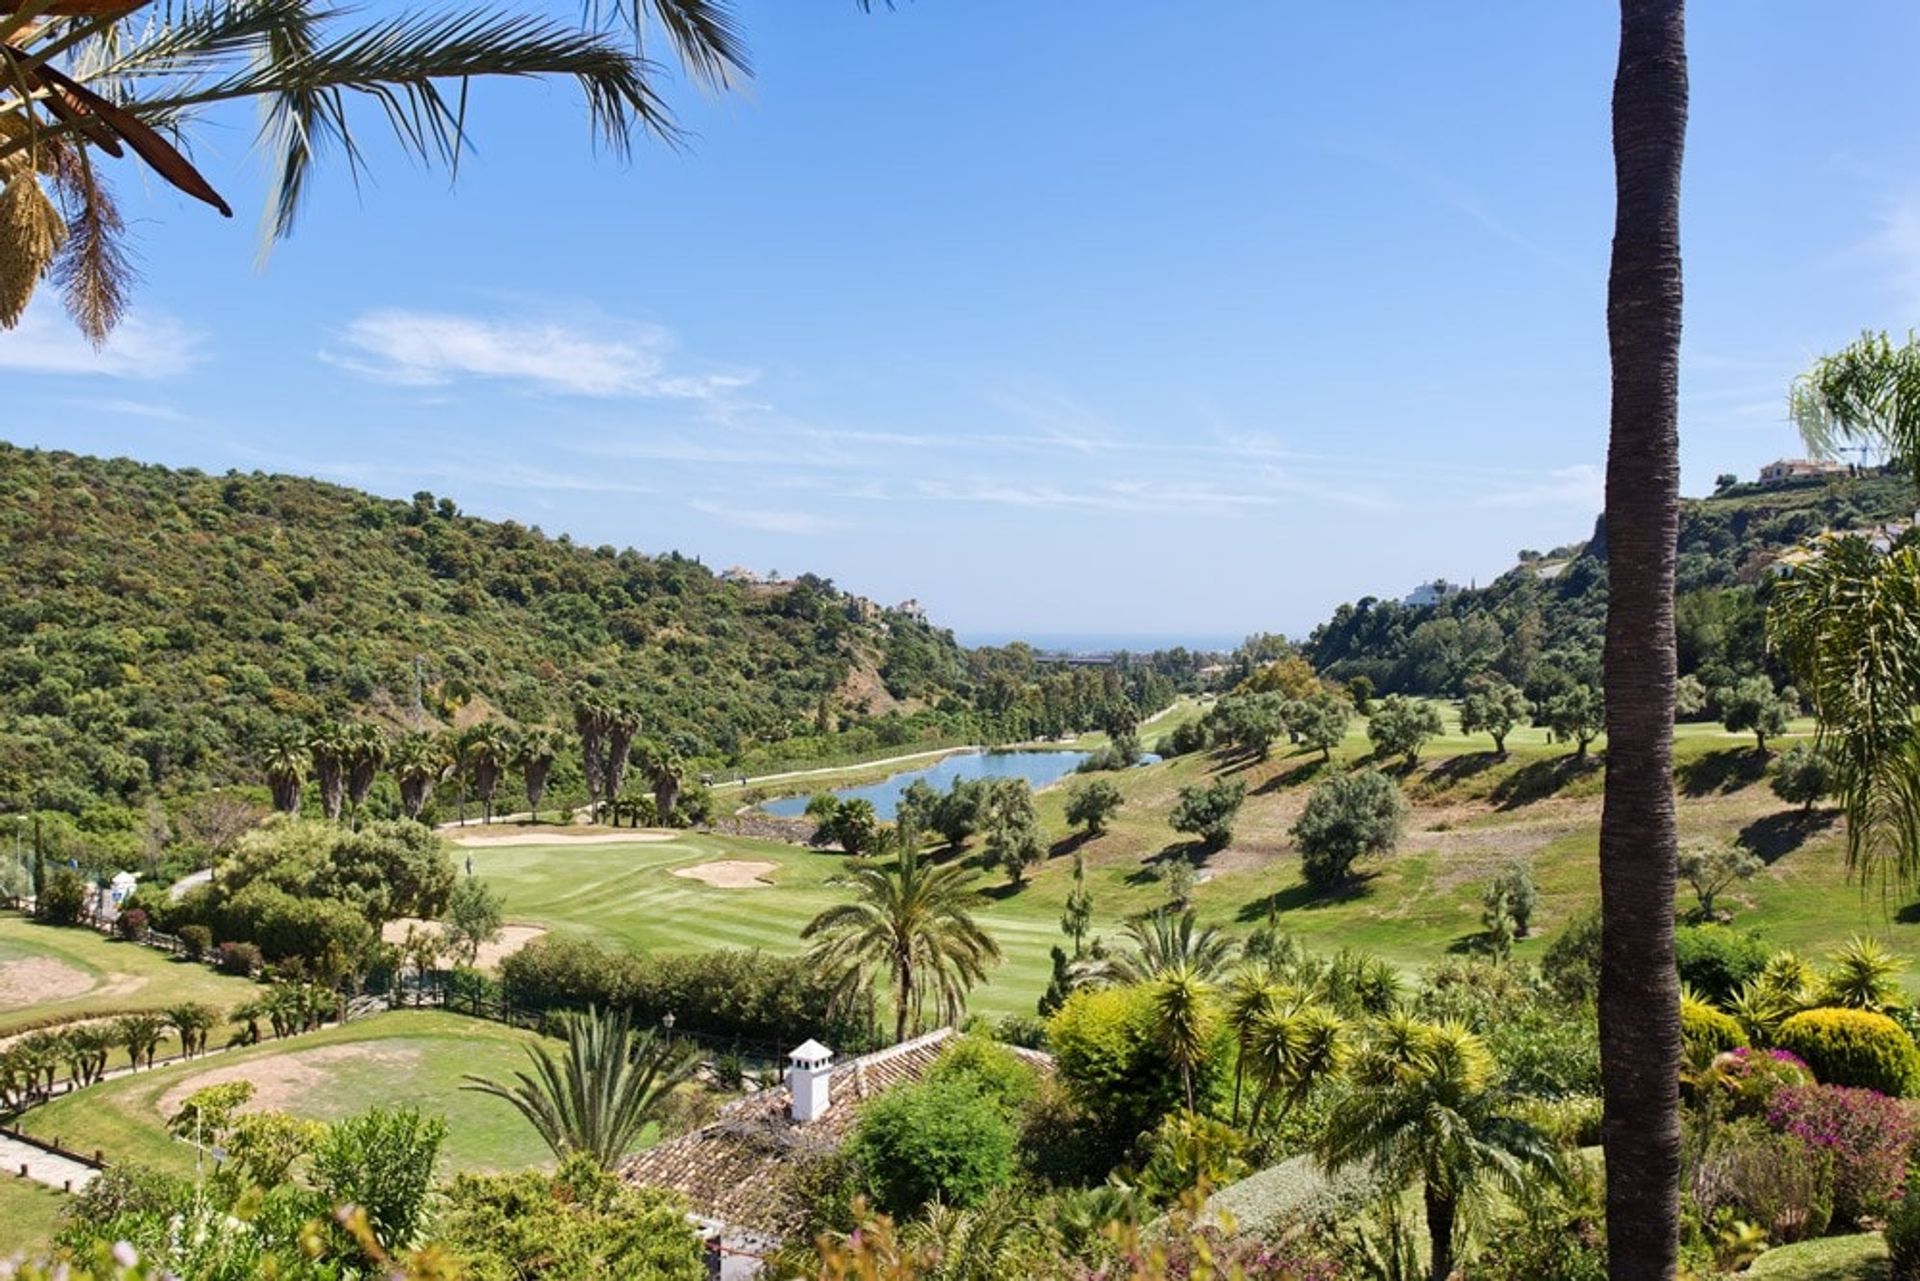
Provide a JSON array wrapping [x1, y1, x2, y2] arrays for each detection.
[[1599, 3, 1688, 1278], [1424, 1186, 1455, 1281]]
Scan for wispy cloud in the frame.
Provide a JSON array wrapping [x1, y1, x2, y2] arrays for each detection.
[[324, 309, 756, 399], [0, 304, 206, 379], [688, 499, 843, 535], [64, 397, 196, 423], [916, 478, 1279, 514], [1477, 464, 1604, 509]]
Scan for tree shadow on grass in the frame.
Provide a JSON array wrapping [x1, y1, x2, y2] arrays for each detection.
[[1048, 830, 1094, 861], [1488, 754, 1599, 810], [1677, 747, 1769, 797], [1235, 874, 1378, 921], [1737, 808, 1840, 865], [1447, 930, 1501, 956], [1254, 756, 1328, 795], [1423, 752, 1504, 791]]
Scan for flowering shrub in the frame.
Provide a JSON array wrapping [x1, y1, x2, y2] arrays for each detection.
[[114, 908, 149, 942], [1767, 1083, 1916, 1223], [1704, 1047, 1817, 1117], [1775, 1007, 1920, 1097], [214, 940, 262, 977], [1690, 1119, 1832, 1244]]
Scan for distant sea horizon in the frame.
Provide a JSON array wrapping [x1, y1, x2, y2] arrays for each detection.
[[956, 630, 1252, 655]]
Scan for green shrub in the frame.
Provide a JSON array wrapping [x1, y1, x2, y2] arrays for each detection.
[[1689, 1119, 1832, 1244], [1674, 925, 1770, 1005], [925, 1035, 1039, 1111], [1887, 1169, 1920, 1281], [178, 924, 212, 961], [846, 1078, 1016, 1218], [1774, 1008, 1920, 1097], [1290, 767, 1406, 888], [1047, 985, 1224, 1160], [38, 867, 88, 925], [1682, 996, 1749, 1059], [1543, 909, 1602, 1002]]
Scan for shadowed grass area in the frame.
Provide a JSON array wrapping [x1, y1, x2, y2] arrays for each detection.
[[18, 1010, 559, 1177], [0, 1177, 69, 1262]]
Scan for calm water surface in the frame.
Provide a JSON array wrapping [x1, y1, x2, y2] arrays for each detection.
[[760, 749, 1094, 820]]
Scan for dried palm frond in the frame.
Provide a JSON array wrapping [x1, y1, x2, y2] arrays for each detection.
[[0, 166, 65, 325], [47, 137, 130, 344]]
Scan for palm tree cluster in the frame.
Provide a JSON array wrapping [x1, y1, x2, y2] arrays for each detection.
[[802, 843, 1003, 1044], [228, 982, 337, 1044], [0, 1003, 221, 1108], [1, 0, 751, 341], [260, 718, 565, 824]]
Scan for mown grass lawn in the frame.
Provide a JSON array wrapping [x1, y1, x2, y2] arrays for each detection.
[[18, 1010, 558, 1177], [466, 700, 1916, 1026], [0, 913, 259, 1039], [1747, 1232, 1888, 1280], [0, 1177, 70, 1262]]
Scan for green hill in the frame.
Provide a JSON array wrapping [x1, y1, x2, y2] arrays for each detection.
[[0, 442, 978, 815], [1303, 467, 1915, 697]]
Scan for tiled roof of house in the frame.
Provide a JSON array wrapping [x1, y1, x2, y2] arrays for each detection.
[[622, 1028, 1051, 1238]]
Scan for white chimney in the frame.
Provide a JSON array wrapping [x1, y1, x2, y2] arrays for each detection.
[[787, 1039, 834, 1123]]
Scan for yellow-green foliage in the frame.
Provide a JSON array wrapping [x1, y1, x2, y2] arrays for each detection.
[[1774, 1008, 1920, 1097], [1682, 996, 1750, 1060], [1048, 985, 1223, 1148]]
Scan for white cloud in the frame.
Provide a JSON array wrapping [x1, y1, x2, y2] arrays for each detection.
[[324, 309, 755, 399], [688, 499, 842, 535], [0, 303, 205, 379], [916, 478, 1279, 514]]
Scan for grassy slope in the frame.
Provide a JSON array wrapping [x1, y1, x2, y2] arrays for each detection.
[[0, 1177, 69, 1262], [0, 914, 259, 1038], [1747, 1233, 1888, 1280], [17, 1010, 557, 1176], [468, 699, 1920, 1023]]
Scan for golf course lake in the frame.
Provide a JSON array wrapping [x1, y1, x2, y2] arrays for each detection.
[[760, 748, 1094, 820]]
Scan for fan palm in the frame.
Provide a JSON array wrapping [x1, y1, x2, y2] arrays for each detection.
[[1075, 908, 1237, 987], [391, 731, 447, 821], [261, 726, 309, 815], [514, 724, 561, 822], [0, 0, 751, 340], [1316, 1015, 1557, 1281], [635, 736, 684, 824], [463, 1004, 693, 1167], [342, 722, 389, 822], [802, 846, 1001, 1044], [572, 693, 611, 819], [462, 721, 510, 823], [308, 721, 348, 821]]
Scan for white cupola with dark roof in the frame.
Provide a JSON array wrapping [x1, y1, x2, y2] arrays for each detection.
[[787, 1039, 833, 1123]]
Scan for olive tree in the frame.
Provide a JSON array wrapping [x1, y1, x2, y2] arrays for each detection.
[[1291, 768, 1407, 889]]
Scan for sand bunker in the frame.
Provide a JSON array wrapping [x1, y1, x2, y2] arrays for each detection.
[[381, 918, 546, 970], [450, 830, 678, 847], [157, 1043, 422, 1120], [0, 956, 98, 1011], [671, 860, 778, 889]]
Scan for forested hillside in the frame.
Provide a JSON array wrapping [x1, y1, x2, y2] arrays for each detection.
[[0, 444, 986, 812], [1304, 467, 1915, 699]]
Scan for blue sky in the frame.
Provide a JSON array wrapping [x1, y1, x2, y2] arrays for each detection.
[[8, 2, 1920, 643]]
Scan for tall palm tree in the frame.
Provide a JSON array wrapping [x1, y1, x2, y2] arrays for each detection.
[[463, 1005, 694, 1167], [515, 725, 562, 822], [1317, 1016, 1557, 1281], [573, 694, 610, 820], [342, 723, 390, 823], [391, 731, 446, 821], [1598, 3, 1689, 1275], [802, 847, 1002, 1044], [462, 721, 510, 824], [1076, 908, 1238, 988], [1, 0, 749, 341], [261, 727, 310, 815], [603, 704, 642, 818], [1223, 966, 1286, 1123], [635, 738, 685, 826], [308, 722, 348, 821]]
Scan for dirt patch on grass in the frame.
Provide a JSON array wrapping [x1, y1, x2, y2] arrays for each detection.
[[157, 1043, 422, 1119], [671, 860, 778, 889], [0, 957, 98, 1011], [380, 919, 546, 970], [450, 830, 677, 847]]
